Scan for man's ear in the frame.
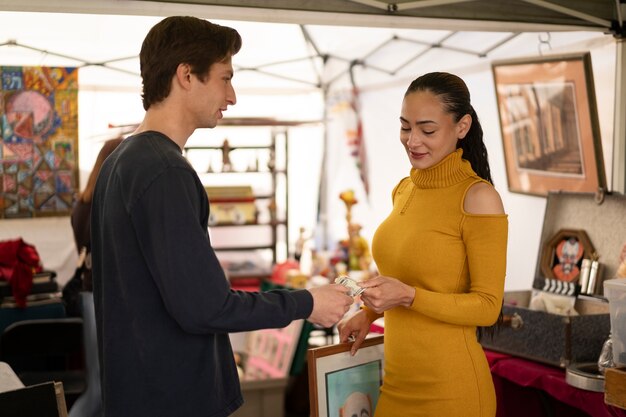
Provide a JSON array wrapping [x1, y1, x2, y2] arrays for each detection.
[[339, 407, 344, 417], [457, 113, 472, 140], [175, 63, 192, 90]]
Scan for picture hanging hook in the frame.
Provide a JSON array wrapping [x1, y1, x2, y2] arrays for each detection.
[[538, 32, 552, 56]]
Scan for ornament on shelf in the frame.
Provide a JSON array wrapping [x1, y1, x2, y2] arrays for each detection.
[[221, 138, 233, 172], [267, 148, 276, 172], [338, 189, 371, 273]]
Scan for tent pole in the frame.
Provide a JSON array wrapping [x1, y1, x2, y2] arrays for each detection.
[[318, 85, 330, 251], [612, 38, 626, 193]]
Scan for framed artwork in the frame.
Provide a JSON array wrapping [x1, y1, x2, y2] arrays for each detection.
[[492, 53, 606, 197], [308, 335, 384, 417], [1, 66, 79, 218], [242, 319, 304, 380], [540, 228, 595, 283]]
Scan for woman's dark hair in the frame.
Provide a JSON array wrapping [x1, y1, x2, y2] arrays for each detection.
[[140, 16, 242, 110], [406, 72, 501, 340], [405, 72, 493, 184]]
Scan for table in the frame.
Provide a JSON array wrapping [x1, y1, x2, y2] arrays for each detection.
[[485, 350, 626, 417]]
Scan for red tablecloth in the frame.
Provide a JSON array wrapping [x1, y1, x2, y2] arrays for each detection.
[[485, 349, 626, 417]]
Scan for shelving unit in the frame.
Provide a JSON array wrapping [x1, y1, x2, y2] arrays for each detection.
[[183, 118, 304, 278]]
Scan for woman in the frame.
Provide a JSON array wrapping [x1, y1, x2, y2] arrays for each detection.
[[70, 137, 123, 290], [338, 72, 508, 417]]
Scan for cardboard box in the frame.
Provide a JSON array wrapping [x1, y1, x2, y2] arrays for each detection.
[[205, 186, 257, 225], [481, 191, 626, 367], [232, 377, 288, 417]]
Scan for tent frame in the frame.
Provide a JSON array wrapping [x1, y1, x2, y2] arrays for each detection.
[[0, 0, 624, 193]]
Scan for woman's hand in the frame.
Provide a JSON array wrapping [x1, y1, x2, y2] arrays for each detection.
[[359, 275, 415, 314], [337, 309, 374, 356]]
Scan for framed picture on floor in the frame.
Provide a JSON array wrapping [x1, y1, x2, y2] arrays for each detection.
[[492, 53, 606, 197], [308, 335, 384, 417]]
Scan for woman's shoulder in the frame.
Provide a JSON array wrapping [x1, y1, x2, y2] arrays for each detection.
[[391, 176, 412, 200], [463, 181, 505, 215]]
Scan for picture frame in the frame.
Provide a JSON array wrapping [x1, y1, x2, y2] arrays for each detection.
[[308, 335, 384, 417], [492, 53, 606, 197], [540, 228, 595, 283]]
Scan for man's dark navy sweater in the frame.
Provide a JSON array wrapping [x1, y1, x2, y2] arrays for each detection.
[[91, 131, 313, 417]]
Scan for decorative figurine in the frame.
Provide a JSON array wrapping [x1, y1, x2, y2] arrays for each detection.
[[294, 226, 308, 262], [348, 223, 371, 272], [221, 138, 232, 172], [339, 189, 357, 225], [339, 189, 371, 272], [267, 197, 277, 223], [246, 156, 256, 172], [267, 148, 276, 172]]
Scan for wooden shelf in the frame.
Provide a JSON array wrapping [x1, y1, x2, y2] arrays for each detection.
[[185, 123, 291, 264]]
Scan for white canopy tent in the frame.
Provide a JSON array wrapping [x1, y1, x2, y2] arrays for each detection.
[[0, 0, 623, 291]]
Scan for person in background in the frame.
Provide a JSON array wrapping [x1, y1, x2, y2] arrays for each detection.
[[63, 137, 123, 316], [338, 72, 508, 417], [61, 138, 123, 417], [91, 16, 352, 417], [71, 137, 123, 290]]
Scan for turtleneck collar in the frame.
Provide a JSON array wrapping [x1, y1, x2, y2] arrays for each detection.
[[409, 148, 476, 189]]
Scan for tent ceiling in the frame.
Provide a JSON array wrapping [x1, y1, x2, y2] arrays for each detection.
[[0, 0, 624, 33], [0, 9, 608, 94], [136, 0, 625, 34], [0, 0, 623, 191], [0, 0, 613, 94]]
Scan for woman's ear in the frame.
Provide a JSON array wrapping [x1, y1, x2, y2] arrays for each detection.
[[457, 113, 472, 140]]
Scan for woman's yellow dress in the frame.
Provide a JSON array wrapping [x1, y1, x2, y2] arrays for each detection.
[[367, 149, 508, 417]]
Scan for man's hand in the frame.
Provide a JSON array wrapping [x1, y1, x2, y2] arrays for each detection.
[[307, 284, 354, 328]]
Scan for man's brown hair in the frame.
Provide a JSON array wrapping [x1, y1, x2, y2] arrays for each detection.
[[139, 16, 242, 110]]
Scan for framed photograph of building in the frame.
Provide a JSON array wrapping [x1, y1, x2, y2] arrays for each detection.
[[492, 53, 606, 197], [308, 335, 384, 417]]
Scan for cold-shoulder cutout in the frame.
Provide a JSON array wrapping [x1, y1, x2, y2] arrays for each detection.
[[463, 181, 505, 215]]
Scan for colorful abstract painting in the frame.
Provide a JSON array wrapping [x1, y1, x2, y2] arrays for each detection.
[[1, 66, 78, 218]]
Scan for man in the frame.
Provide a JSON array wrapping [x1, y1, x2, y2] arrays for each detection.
[[91, 16, 353, 417]]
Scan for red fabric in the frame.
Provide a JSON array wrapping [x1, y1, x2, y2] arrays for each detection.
[[0, 238, 43, 307], [485, 349, 626, 417], [269, 260, 300, 285], [230, 278, 261, 292]]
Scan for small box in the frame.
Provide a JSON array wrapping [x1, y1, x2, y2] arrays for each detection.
[[604, 278, 626, 367], [205, 186, 257, 225]]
